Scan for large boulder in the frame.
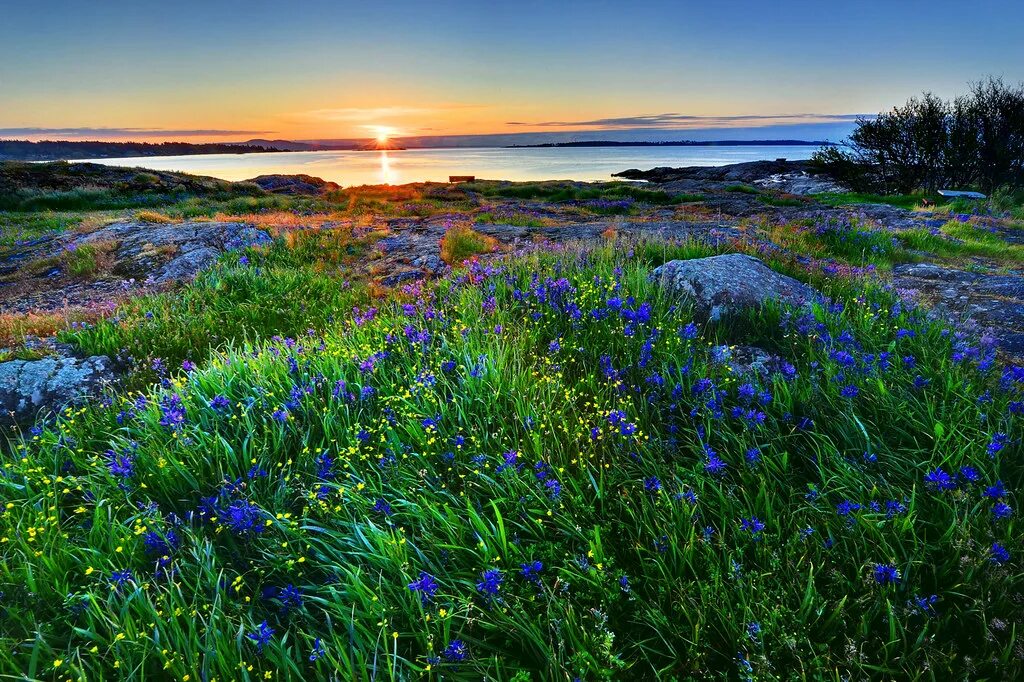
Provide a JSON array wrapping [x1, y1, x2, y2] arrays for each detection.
[[651, 253, 818, 321], [0, 354, 115, 426]]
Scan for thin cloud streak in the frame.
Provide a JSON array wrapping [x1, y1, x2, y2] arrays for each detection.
[[0, 127, 271, 138], [506, 113, 871, 129]]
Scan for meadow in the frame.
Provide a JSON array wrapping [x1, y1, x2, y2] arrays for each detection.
[[1, 234, 1022, 680]]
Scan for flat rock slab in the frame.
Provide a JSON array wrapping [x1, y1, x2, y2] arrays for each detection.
[[651, 253, 818, 321], [74, 220, 272, 283], [893, 262, 1024, 356], [0, 354, 115, 425]]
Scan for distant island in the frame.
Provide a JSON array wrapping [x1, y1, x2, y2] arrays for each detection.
[[0, 139, 287, 162], [509, 139, 836, 148]]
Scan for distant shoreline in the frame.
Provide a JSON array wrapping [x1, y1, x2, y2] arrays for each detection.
[[508, 139, 835, 148]]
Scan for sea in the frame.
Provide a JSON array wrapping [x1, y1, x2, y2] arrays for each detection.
[[72, 145, 817, 187]]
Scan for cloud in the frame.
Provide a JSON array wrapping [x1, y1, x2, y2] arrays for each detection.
[[0, 127, 271, 139], [297, 104, 486, 122], [506, 113, 869, 129]]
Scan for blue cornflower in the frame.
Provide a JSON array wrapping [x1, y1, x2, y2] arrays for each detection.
[[476, 569, 504, 597], [109, 569, 134, 590], [209, 394, 231, 411], [924, 468, 955, 491], [992, 502, 1013, 520], [220, 498, 264, 535], [984, 481, 1007, 499], [443, 639, 468, 662], [987, 432, 1008, 457], [142, 529, 179, 557], [740, 517, 765, 539], [309, 637, 326, 662], [373, 498, 393, 516], [247, 620, 275, 653], [519, 560, 543, 586], [705, 449, 727, 476], [839, 384, 859, 399], [991, 543, 1011, 564], [277, 584, 304, 613], [408, 571, 439, 604], [545, 478, 562, 499], [105, 450, 135, 479], [643, 476, 661, 494], [745, 448, 761, 466], [909, 594, 938, 616], [619, 574, 631, 592], [958, 466, 981, 484], [873, 564, 900, 585], [747, 621, 762, 642]]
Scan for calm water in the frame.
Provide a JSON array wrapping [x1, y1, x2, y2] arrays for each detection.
[[74, 145, 816, 187]]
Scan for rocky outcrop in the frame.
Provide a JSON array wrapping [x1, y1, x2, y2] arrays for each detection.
[[73, 220, 271, 284], [248, 174, 342, 196], [893, 263, 1024, 357], [0, 354, 115, 425], [651, 253, 818, 321], [613, 159, 818, 184]]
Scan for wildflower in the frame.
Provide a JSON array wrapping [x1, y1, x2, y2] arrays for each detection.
[[443, 639, 468, 662], [983, 481, 1007, 499], [519, 560, 543, 586], [924, 468, 955, 491], [619, 574, 630, 592], [476, 569, 504, 597], [159, 393, 186, 429], [747, 621, 762, 642], [873, 564, 900, 585], [247, 620, 275, 653], [276, 584, 304, 613], [643, 476, 661, 494], [839, 384, 859, 399], [909, 594, 938, 616], [219, 498, 265, 535], [740, 517, 765, 539], [309, 637, 326, 662], [209, 395, 231, 411], [105, 450, 135, 479], [987, 432, 1008, 457], [373, 499, 393, 516], [109, 569, 134, 590], [991, 501, 1013, 520], [408, 571, 439, 604], [991, 543, 1011, 564]]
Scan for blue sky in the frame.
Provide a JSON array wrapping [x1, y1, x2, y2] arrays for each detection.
[[1, 0, 1021, 142]]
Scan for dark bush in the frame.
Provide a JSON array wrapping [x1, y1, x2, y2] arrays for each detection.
[[812, 77, 1024, 194]]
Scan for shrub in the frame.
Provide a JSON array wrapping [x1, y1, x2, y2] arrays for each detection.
[[440, 224, 497, 264], [812, 77, 1024, 194]]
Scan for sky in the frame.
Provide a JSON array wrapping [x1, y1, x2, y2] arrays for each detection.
[[1, 0, 1023, 145]]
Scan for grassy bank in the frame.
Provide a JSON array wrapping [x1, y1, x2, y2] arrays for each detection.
[[2, 242, 1021, 680]]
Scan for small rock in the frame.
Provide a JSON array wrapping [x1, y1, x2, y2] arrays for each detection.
[[651, 253, 818, 321], [0, 354, 115, 425]]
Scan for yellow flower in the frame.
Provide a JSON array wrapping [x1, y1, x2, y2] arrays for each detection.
[[53, 659, 63, 668]]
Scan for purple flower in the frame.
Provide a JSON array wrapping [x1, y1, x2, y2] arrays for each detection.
[[924, 467, 955, 491], [991, 543, 1011, 564], [408, 571, 439, 604], [443, 639, 468, 662], [873, 564, 900, 584], [247, 620, 275, 653], [476, 569, 504, 597]]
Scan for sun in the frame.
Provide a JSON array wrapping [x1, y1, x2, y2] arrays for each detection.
[[370, 125, 396, 145]]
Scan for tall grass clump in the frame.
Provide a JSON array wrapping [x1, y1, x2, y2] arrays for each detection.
[[440, 224, 497, 264], [2, 244, 1022, 679]]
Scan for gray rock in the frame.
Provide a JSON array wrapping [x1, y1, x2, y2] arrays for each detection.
[[72, 220, 272, 283], [0, 354, 115, 425], [652, 253, 818, 321]]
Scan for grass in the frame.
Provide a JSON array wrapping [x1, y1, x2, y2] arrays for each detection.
[[725, 184, 761, 194], [757, 194, 807, 208], [59, 228, 381, 387], [816, 192, 937, 209], [2, 242, 1021, 680], [440, 224, 497, 264], [900, 219, 1024, 262], [474, 211, 549, 228], [466, 180, 701, 206]]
